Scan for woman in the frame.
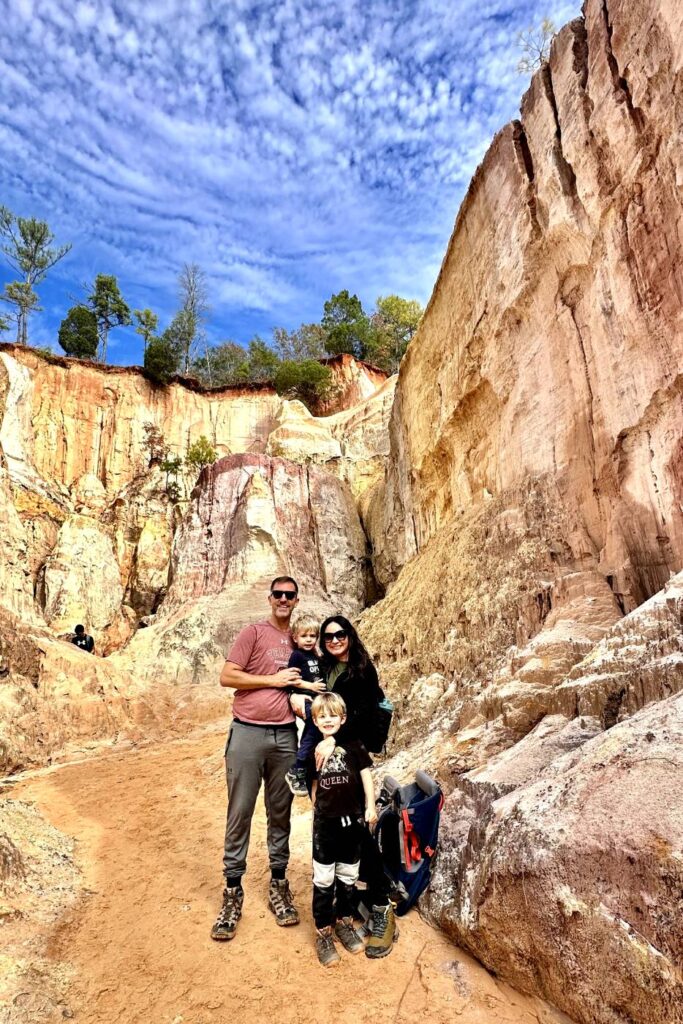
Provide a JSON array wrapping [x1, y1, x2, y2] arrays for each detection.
[[317, 614, 384, 755], [314, 615, 397, 959]]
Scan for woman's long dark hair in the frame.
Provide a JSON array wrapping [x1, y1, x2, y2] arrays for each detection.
[[319, 615, 370, 683]]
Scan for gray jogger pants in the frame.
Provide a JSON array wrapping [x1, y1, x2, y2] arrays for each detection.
[[223, 720, 297, 880]]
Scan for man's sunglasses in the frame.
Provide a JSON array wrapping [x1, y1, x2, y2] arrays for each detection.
[[323, 630, 348, 642], [270, 589, 298, 600]]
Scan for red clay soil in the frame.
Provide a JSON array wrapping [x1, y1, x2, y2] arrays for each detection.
[[12, 732, 572, 1024]]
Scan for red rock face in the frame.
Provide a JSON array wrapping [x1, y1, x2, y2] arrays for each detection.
[[166, 453, 368, 613], [313, 354, 389, 416]]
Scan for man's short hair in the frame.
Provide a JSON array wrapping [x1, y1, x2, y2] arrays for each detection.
[[270, 575, 298, 594], [75, 624, 85, 633], [311, 692, 346, 721], [290, 613, 319, 637]]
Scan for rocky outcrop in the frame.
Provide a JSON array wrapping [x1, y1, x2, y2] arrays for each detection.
[[0, 341, 391, 769], [357, 3, 683, 1019], [375, 568, 683, 1024], [0, 608, 227, 774], [425, 691, 683, 1024], [166, 453, 368, 612]]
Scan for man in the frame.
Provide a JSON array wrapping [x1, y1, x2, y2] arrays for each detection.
[[211, 576, 303, 941], [71, 624, 94, 653]]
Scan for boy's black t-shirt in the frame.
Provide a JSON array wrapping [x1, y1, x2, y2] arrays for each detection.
[[288, 648, 323, 696], [312, 740, 372, 819]]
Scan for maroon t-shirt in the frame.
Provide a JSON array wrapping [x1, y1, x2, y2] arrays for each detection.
[[227, 620, 295, 725]]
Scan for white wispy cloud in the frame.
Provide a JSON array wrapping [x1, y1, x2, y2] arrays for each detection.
[[0, 0, 580, 359]]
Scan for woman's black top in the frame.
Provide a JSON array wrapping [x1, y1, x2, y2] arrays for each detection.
[[327, 660, 384, 751]]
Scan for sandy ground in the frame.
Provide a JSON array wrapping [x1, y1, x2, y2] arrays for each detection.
[[5, 730, 573, 1024]]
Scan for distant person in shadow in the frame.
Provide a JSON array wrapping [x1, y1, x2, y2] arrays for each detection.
[[70, 624, 94, 653], [290, 614, 398, 959], [211, 576, 303, 942]]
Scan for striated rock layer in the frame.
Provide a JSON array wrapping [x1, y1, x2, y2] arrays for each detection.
[[371, 0, 683, 615]]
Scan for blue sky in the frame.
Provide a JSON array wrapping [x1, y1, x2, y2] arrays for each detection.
[[0, 0, 580, 366]]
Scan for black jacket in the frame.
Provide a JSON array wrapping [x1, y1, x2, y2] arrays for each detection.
[[327, 661, 384, 751]]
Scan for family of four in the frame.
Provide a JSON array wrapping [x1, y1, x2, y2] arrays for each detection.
[[211, 575, 397, 967]]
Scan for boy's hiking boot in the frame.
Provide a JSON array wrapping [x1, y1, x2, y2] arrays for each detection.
[[316, 926, 341, 967], [210, 885, 244, 941], [268, 878, 299, 926], [365, 902, 398, 959], [334, 917, 364, 954], [285, 767, 308, 796]]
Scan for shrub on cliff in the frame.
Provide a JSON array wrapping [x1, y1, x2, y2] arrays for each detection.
[[58, 305, 98, 359], [191, 341, 248, 386], [273, 359, 335, 408], [144, 334, 181, 385], [186, 435, 217, 471]]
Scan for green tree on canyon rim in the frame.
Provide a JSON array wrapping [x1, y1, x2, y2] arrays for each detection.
[[88, 273, 132, 362], [58, 304, 98, 359], [321, 289, 374, 361], [0, 205, 71, 345], [191, 340, 248, 386], [0, 281, 40, 342], [133, 308, 159, 356], [144, 331, 182, 385], [319, 290, 423, 373]]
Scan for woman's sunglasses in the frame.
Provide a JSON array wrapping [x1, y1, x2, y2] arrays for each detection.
[[323, 630, 348, 643], [270, 590, 298, 600]]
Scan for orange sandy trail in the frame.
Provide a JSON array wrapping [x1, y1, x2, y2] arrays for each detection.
[[17, 731, 566, 1024]]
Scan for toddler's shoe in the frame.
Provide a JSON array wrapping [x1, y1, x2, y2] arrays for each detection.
[[334, 917, 364, 954], [285, 766, 308, 796], [316, 926, 341, 967]]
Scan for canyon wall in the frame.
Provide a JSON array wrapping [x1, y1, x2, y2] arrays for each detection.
[[0, 345, 394, 771], [360, 1, 683, 1021], [370, 0, 683, 613]]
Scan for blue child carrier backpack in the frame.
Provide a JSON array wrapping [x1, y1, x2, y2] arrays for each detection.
[[374, 770, 444, 916]]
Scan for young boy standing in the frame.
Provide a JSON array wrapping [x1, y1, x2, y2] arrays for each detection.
[[284, 615, 326, 796], [309, 692, 377, 967]]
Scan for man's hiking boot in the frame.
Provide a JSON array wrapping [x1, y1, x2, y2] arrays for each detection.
[[210, 885, 244, 941], [285, 767, 308, 797], [268, 878, 299, 926], [316, 926, 341, 967], [365, 902, 398, 959], [334, 917, 364, 954]]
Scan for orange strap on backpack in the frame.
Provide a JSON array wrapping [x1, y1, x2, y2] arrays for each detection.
[[401, 809, 422, 868]]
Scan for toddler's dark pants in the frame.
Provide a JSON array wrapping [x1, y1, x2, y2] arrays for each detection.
[[295, 703, 322, 770]]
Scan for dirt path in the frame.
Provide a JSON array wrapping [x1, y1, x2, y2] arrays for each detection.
[[13, 731, 570, 1024]]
